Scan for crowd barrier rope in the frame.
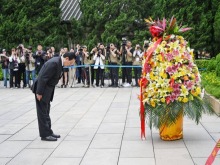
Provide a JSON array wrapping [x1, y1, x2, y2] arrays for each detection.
[[64, 64, 206, 70]]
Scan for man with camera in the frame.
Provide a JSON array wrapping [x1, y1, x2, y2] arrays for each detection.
[[33, 44, 45, 75], [120, 40, 134, 87], [133, 44, 142, 87], [9, 48, 20, 88], [75, 44, 84, 84], [89, 46, 98, 87], [0, 49, 9, 88], [23, 46, 36, 88], [43, 48, 53, 63], [17, 44, 27, 88], [82, 46, 92, 87], [107, 43, 120, 87]]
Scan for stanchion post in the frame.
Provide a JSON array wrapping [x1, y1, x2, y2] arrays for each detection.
[[89, 65, 92, 88]]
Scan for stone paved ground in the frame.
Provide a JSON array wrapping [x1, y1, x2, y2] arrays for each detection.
[[0, 86, 220, 165]]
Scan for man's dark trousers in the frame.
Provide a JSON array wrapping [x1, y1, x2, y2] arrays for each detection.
[[35, 96, 53, 137]]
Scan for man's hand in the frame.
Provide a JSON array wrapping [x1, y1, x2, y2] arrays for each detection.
[[36, 94, 42, 101]]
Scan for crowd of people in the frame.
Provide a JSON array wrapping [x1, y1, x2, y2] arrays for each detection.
[[0, 40, 149, 89]]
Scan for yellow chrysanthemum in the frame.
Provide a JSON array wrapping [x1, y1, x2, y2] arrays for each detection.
[[196, 87, 201, 95], [150, 72, 155, 80], [191, 90, 198, 97], [159, 71, 167, 79], [178, 97, 183, 102], [157, 54, 163, 62], [182, 97, 188, 103], [150, 99, 156, 107], [181, 85, 189, 96], [161, 97, 166, 103]]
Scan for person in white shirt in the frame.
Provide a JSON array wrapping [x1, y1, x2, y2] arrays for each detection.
[[133, 44, 142, 87], [93, 44, 105, 88], [9, 48, 20, 88]]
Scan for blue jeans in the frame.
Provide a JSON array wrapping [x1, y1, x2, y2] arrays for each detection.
[[3, 68, 9, 87], [26, 70, 36, 85]]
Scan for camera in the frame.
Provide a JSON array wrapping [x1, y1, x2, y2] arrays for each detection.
[[122, 37, 127, 46], [79, 47, 83, 52], [144, 43, 148, 49], [144, 40, 149, 49], [25, 50, 30, 64], [17, 44, 23, 50], [97, 49, 102, 57]]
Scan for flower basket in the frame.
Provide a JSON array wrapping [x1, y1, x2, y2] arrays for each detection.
[[139, 17, 213, 140]]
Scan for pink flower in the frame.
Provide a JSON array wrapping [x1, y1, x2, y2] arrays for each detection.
[[173, 50, 179, 56], [184, 80, 193, 90], [144, 63, 152, 74], [166, 65, 179, 75], [166, 53, 173, 61], [166, 96, 171, 104], [166, 66, 174, 75], [170, 94, 177, 102], [172, 83, 180, 90]]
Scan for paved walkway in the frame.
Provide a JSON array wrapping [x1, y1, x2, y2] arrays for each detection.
[[0, 87, 220, 165]]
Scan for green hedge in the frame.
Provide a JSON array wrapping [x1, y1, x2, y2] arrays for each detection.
[[201, 71, 220, 99], [195, 59, 210, 69], [216, 54, 220, 76]]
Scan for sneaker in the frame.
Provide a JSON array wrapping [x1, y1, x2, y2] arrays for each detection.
[[123, 83, 131, 87], [101, 85, 104, 88]]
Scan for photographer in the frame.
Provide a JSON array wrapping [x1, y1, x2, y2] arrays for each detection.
[[82, 46, 91, 87], [89, 47, 98, 87], [93, 44, 105, 88], [17, 44, 27, 88], [9, 48, 20, 88], [43, 48, 53, 63], [133, 44, 142, 87], [61, 48, 69, 88], [143, 40, 149, 54], [75, 44, 84, 84], [68, 48, 77, 88], [120, 40, 134, 87], [0, 49, 9, 88], [33, 44, 45, 75], [24, 46, 36, 87], [108, 43, 120, 87]]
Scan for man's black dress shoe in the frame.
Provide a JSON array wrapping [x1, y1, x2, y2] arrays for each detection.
[[51, 133, 61, 138], [41, 136, 57, 141]]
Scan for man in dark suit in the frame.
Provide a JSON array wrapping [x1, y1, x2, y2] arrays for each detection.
[[32, 52, 76, 141]]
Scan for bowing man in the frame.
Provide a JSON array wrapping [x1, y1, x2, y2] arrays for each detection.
[[32, 52, 76, 141]]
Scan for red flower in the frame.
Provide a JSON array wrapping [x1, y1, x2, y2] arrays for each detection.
[[139, 78, 148, 88], [150, 26, 163, 37]]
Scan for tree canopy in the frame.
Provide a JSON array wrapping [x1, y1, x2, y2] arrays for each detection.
[[0, 0, 220, 56]]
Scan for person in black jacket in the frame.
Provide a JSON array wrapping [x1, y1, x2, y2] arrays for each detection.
[[32, 52, 76, 141], [33, 44, 45, 75], [0, 49, 9, 88]]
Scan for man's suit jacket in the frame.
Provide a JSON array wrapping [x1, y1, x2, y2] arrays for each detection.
[[32, 57, 63, 103]]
